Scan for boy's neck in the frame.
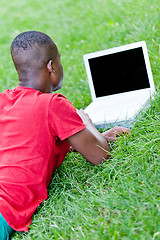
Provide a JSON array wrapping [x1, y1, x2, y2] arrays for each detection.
[[18, 71, 51, 93]]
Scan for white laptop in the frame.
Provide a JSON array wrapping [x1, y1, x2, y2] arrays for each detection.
[[83, 41, 155, 127]]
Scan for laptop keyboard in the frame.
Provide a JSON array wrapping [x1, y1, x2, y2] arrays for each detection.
[[84, 96, 147, 123], [86, 100, 132, 116]]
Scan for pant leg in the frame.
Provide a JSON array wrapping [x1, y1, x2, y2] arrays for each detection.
[[0, 213, 14, 240]]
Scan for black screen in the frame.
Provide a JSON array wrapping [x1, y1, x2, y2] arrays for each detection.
[[88, 47, 150, 97]]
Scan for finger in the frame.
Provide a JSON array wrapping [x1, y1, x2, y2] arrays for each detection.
[[106, 136, 116, 141], [114, 126, 130, 135]]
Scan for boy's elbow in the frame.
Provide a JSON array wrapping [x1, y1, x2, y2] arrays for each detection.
[[91, 153, 110, 166], [87, 143, 110, 166]]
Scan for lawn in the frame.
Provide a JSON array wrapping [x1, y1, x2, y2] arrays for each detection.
[[0, 0, 159, 239]]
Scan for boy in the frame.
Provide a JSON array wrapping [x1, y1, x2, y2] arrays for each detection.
[[0, 31, 129, 239]]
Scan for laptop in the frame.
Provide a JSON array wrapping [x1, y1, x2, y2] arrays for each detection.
[[83, 41, 155, 127]]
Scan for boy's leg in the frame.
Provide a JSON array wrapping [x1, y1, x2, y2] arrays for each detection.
[[0, 213, 14, 240]]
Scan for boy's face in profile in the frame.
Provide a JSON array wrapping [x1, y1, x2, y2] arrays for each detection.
[[50, 51, 63, 92]]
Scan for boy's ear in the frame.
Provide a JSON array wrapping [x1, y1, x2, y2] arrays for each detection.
[[47, 60, 55, 73]]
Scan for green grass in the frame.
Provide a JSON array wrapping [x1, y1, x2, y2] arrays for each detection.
[[0, 0, 159, 239]]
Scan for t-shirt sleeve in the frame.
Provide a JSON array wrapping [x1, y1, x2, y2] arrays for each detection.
[[48, 93, 86, 141]]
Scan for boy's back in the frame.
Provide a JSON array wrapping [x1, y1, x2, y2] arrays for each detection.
[[0, 85, 85, 231]]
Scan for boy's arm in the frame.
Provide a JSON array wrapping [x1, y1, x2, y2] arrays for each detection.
[[67, 109, 130, 165], [67, 109, 110, 165]]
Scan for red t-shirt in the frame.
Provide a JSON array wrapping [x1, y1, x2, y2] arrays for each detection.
[[0, 86, 85, 232]]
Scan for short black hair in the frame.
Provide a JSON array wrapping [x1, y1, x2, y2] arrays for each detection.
[[11, 31, 54, 51], [11, 31, 58, 70]]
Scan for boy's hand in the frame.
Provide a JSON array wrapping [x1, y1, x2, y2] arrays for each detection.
[[77, 109, 130, 142], [102, 126, 130, 141]]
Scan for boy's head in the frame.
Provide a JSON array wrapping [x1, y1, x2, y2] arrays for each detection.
[[11, 31, 63, 93]]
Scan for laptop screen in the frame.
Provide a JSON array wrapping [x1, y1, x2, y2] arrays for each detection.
[[88, 47, 150, 98]]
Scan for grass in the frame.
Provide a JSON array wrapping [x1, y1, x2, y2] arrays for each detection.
[[0, 0, 159, 239]]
